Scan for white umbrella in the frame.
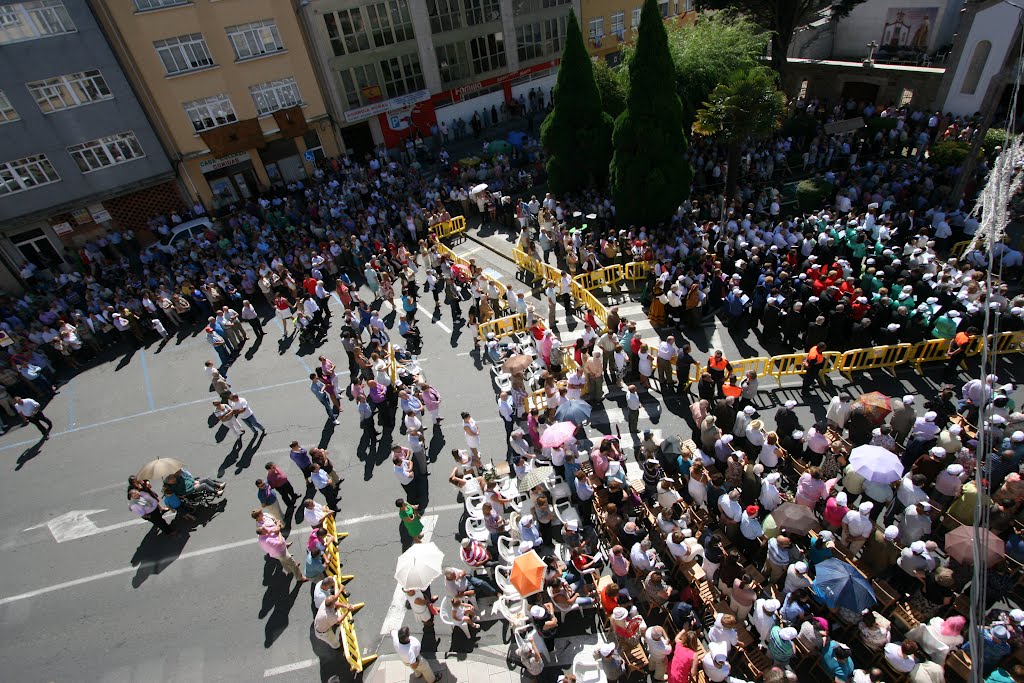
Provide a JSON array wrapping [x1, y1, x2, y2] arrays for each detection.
[[394, 542, 445, 590], [471, 183, 489, 194], [849, 445, 904, 483]]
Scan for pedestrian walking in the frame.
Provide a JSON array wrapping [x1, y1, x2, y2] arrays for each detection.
[[128, 488, 175, 535], [240, 300, 264, 337], [211, 371, 232, 402], [462, 411, 481, 458], [15, 396, 52, 439], [213, 400, 245, 439], [419, 382, 444, 429], [392, 627, 438, 682], [802, 343, 827, 393], [265, 461, 300, 507], [289, 441, 315, 486], [625, 384, 641, 433], [257, 525, 307, 584], [274, 295, 295, 336], [310, 373, 338, 422], [256, 478, 285, 522], [228, 393, 265, 433]]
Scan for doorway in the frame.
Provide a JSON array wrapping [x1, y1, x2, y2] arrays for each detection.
[[342, 121, 375, 158], [840, 81, 880, 106], [11, 227, 62, 269]]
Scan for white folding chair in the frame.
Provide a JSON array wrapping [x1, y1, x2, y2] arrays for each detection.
[[465, 516, 490, 543], [464, 492, 485, 520], [495, 564, 521, 599], [497, 534, 518, 564], [438, 596, 472, 638]]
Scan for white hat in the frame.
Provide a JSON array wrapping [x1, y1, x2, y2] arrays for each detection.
[[884, 525, 900, 541], [836, 492, 848, 507], [766, 472, 782, 483], [611, 607, 629, 621], [946, 464, 964, 476], [785, 400, 797, 409], [530, 605, 546, 618], [792, 430, 804, 439], [713, 652, 728, 664], [903, 395, 915, 404], [1013, 431, 1024, 443], [763, 599, 781, 613], [597, 643, 616, 657], [743, 406, 755, 415], [722, 434, 733, 443], [858, 502, 874, 515], [519, 541, 533, 553], [521, 514, 534, 525], [911, 541, 927, 554], [924, 411, 937, 422], [948, 310, 962, 318], [808, 296, 820, 303], [794, 561, 808, 573], [779, 627, 799, 641], [1011, 609, 1024, 623], [991, 415, 1008, 425], [949, 425, 963, 435], [887, 324, 901, 332], [819, 530, 836, 543], [930, 446, 946, 457]]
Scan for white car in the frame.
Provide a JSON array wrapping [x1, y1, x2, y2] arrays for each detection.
[[144, 217, 214, 256]]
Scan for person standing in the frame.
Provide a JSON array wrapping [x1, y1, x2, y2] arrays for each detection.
[[314, 595, 350, 650], [462, 411, 481, 458], [311, 463, 339, 510], [229, 393, 266, 433], [310, 373, 338, 422], [802, 343, 827, 393], [257, 525, 307, 584], [392, 627, 437, 682], [420, 382, 444, 429], [625, 384, 642, 434], [256, 478, 285, 522], [213, 400, 245, 439], [128, 488, 175, 536], [240, 300, 264, 338], [289, 441, 314, 486], [497, 392, 515, 439], [206, 326, 230, 366], [15, 396, 52, 439], [265, 461, 300, 507]]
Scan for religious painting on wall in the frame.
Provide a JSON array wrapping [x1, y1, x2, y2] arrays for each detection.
[[879, 7, 939, 57]]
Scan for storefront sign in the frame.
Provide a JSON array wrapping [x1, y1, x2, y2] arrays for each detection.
[[72, 208, 92, 225], [824, 117, 865, 135], [443, 60, 559, 103], [199, 151, 251, 173], [52, 222, 73, 235], [344, 89, 431, 123], [88, 203, 111, 223]]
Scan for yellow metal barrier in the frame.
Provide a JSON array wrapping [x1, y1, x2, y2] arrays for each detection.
[[322, 516, 377, 672], [478, 313, 526, 341], [911, 338, 959, 375], [767, 351, 842, 386], [950, 240, 972, 258], [429, 215, 468, 240], [573, 265, 624, 291], [992, 330, 1024, 355], [836, 344, 913, 380], [623, 261, 652, 282], [731, 357, 772, 381]]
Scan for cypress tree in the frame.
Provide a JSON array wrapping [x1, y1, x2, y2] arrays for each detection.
[[540, 10, 613, 195], [610, 0, 692, 226]]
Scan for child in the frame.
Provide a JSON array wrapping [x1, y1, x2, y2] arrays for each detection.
[[151, 317, 169, 339]]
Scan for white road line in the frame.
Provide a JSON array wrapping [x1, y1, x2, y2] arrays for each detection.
[[417, 305, 451, 333], [263, 659, 319, 678], [0, 504, 462, 607], [379, 514, 439, 635]]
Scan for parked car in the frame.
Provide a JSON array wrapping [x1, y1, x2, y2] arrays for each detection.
[[143, 218, 215, 256]]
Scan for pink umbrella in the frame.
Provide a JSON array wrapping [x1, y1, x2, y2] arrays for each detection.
[[540, 421, 577, 448]]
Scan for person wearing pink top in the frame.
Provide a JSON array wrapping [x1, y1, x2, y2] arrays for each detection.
[[257, 526, 307, 583], [419, 382, 444, 428], [795, 467, 828, 508], [822, 492, 849, 530]]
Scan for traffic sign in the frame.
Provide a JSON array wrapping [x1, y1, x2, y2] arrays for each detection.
[[304, 150, 316, 162]]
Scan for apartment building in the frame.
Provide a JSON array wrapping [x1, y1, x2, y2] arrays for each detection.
[[90, 0, 342, 213], [580, 0, 694, 64], [298, 0, 577, 153], [0, 0, 176, 288]]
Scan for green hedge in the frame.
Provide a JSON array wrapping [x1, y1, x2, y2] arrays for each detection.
[[796, 178, 834, 212], [930, 140, 971, 168]]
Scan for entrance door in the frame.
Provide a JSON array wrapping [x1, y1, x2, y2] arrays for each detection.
[[343, 121, 375, 158], [840, 81, 880, 105], [11, 227, 61, 269]]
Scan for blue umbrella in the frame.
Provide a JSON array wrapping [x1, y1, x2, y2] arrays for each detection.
[[812, 559, 876, 612], [555, 399, 592, 425]]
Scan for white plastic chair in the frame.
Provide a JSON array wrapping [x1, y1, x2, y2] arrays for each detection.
[[465, 516, 490, 543], [464, 492, 485, 520], [497, 595, 528, 628], [514, 624, 551, 662], [556, 502, 581, 530], [439, 596, 472, 638], [572, 650, 605, 683], [497, 534, 518, 564], [495, 564, 521, 599], [549, 480, 573, 507]]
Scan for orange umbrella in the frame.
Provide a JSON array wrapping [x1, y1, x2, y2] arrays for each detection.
[[510, 550, 546, 597], [854, 391, 892, 425]]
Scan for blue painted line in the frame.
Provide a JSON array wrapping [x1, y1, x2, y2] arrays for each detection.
[[66, 379, 75, 431], [139, 349, 155, 411]]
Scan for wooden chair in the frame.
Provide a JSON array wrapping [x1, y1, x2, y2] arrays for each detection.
[[871, 578, 898, 614]]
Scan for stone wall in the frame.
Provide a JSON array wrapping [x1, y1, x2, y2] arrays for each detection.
[[784, 58, 945, 110]]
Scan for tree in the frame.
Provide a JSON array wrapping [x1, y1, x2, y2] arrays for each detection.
[[540, 10, 614, 195], [697, 0, 866, 77], [692, 66, 786, 198], [610, 0, 692, 226], [591, 58, 626, 120]]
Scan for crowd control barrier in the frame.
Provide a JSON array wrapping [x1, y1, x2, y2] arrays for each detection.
[[912, 338, 960, 375], [429, 216, 467, 240], [574, 265, 624, 292], [949, 240, 972, 258], [835, 344, 914, 380], [623, 261, 652, 282], [478, 313, 526, 342], [323, 515, 377, 673]]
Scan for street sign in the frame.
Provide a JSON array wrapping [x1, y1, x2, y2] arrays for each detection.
[[24, 509, 146, 543], [304, 150, 316, 162]]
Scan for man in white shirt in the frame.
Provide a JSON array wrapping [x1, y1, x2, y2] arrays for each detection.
[[313, 595, 349, 649], [393, 627, 437, 682], [657, 336, 678, 389], [229, 394, 265, 432], [842, 502, 874, 554], [303, 499, 331, 527], [15, 396, 51, 438], [625, 384, 642, 433], [497, 392, 515, 438]]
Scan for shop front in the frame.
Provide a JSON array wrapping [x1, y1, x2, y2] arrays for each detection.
[[200, 152, 259, 212], [259, 138, 306, 186]]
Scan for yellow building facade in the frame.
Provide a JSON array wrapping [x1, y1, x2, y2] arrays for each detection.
[[580, 0, 695, 64], [91, 0, 341, 212]]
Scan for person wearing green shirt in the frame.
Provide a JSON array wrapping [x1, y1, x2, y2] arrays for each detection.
[[931, 313, 958, 339], [821, 640, 855, 682]]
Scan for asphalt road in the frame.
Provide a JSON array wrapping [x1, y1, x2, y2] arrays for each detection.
[[0, 232, 1020, 683]]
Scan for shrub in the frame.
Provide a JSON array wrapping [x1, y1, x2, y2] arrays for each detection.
[[929, 140, 971, 168], [795, 178, 833, 212]]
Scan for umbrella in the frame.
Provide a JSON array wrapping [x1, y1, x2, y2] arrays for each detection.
[[394, 542, 445, 590], [813, 559, 877, 612], [660, 435, 683, 456], [854, 392, 892, 424], [502, 354, 534, 374], [555, 399, 592, 425], [946, 526, 1006, 566], [765, 503, 818, 536], [471, 183, 489, 194], [510, 550, 546, 597], [540, 421, 578, 448], [517, 465, 554, 492], [849, 445, 904, 483], [136, 457, 186, 482]]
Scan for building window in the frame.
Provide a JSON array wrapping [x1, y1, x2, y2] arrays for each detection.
[[183, 94, 237, 132], [589, 17, 604, 42], [0, 91, 19, 123], [154, 33, 214, 75], [133, 0, 188, 11], [366, 1, 414, 47], [797, 79, 809, 101], [428, 0, 462, 33], [961, 40, 992, 96], [436, 42, 470, 86], [517, 22, 543, 62], [0, 1, 75, 44], [465, 0, 501, 26], [67, 131, 145, 173], [380, 54, 424, 98], [323, 9, 370, 56], [544, 15, 567, 54], [631, 8, 640, 28], [541, 0, 570, 7], [681, 0, 694, 11], [659, 0, 671, 17], [250, 77, 302, 115], [226, 19, 284, 60], [27, 70, 112, 113], [898, 88, 913, 107], [0, 154, 60, 195], [610, 11, 624, 38], [339, 64, 380, 109], [469, 32, 506, 75]]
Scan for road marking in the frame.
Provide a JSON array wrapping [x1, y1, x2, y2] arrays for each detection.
[[66, 378, 75, 431], [379, 514, 439, 635], [23, 509, 147, 543], [263, 659, 319, 678], [139, 349, 156, 411], [0, 503, 463, 606], [418, 305, 451, 333]]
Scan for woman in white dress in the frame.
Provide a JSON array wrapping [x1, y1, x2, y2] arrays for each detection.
[[758, 432, 784, 470], [688, 462, 709, 509]]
